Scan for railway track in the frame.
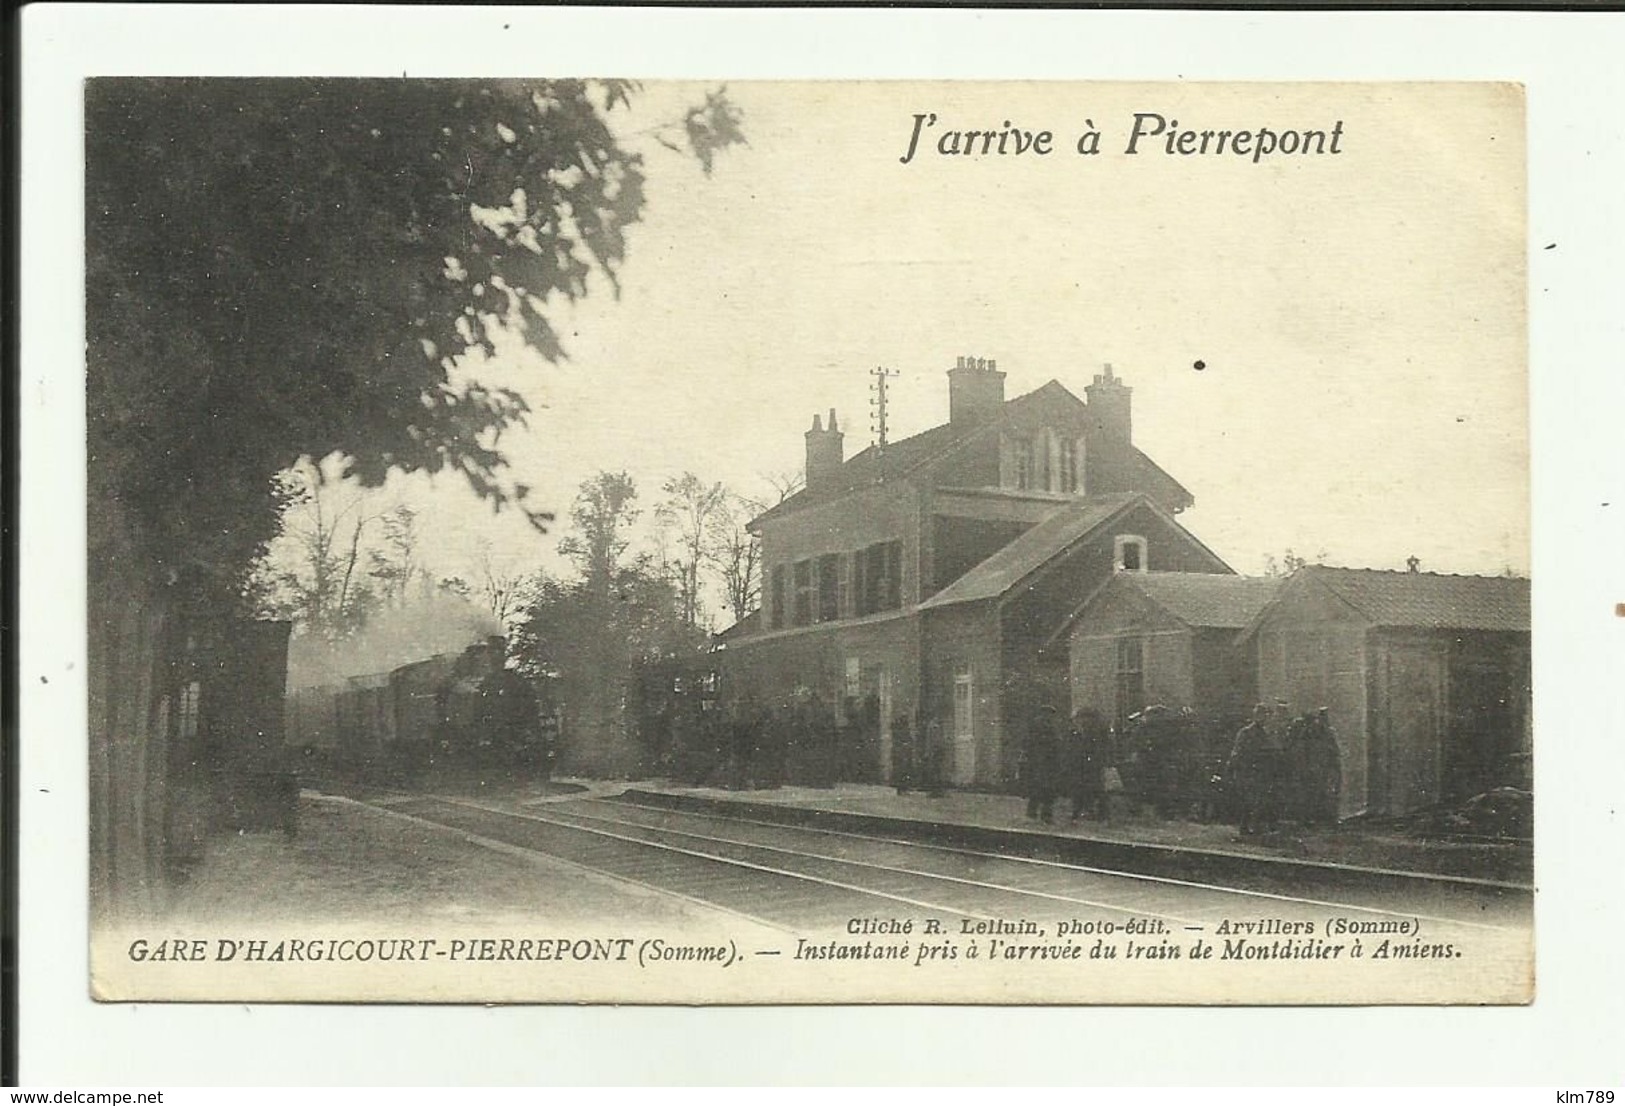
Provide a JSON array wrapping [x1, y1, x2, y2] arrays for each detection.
[[375, 793, 1529, 937]]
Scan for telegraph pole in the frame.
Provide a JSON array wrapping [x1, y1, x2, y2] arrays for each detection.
[[869, 366, 899, 453]]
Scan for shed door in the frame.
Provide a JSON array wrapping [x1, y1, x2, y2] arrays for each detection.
[[1446, 658, 1517, 800], [1379, 643, 1444, 816], [951, 667, 976, 785]]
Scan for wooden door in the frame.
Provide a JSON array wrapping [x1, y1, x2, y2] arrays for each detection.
[[1379, 642, 1444, 815], [951, 667, 976, 785]]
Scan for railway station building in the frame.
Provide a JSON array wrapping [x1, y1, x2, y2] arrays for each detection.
[[717, 357, 1532, 810], [719, 357, 1236, 789]]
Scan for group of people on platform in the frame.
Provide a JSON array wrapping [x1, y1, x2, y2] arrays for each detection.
[[659, 687, 948, 793], [657, 689, 868, 790], [653, 680, 1343, 835], [1020, 700, 1342, 834]]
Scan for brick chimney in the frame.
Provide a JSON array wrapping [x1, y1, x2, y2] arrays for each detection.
[[805, 408, 844, 491], [1084, 362, 1132, 444], [947, 355, 1006, 429]]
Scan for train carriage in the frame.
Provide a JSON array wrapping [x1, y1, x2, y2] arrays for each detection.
[[334, 671, 393, 767], [390, 653, 460, 777], [299, 636, 552, 783]]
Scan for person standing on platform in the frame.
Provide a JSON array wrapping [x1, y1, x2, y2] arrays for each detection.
[[1138, 705, 1181, 819], [1068, 705, 1110, 822], [1267, 699, 1293, 826], [1023, 703, 1063, 824], [1170, 707, 1204, 820], [1282, 712, 1313, 822], [1304, 708, 1342, 824], [1228, 703, 1283, 836]]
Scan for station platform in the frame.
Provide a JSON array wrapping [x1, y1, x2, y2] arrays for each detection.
[[609, 780, 1533, 894]]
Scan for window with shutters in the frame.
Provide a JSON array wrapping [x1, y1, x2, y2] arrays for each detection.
[[817, 553, 840, 623], [769, 565, 786, 629], [792, 559, 814, 626], [865, 541, 901, 612], [851, 541, 903, 615], [861, 544, 882, 615]]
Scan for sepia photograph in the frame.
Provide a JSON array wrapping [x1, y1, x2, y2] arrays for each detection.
[[82, 78, 1533, 1005]]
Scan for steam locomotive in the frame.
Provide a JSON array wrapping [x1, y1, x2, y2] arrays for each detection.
[[288, 636, 554, 783]]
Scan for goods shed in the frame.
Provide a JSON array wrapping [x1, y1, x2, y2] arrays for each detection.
[[1241, 566, 1530, 818]]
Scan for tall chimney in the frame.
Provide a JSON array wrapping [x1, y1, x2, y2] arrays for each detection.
[[1084, 362, 1132, 443], [947, 355, 1006, 429], [805, 408, 844, 491]]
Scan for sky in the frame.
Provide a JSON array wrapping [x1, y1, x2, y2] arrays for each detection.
[[293, 80, 1529, 592], [23, 9, 1624, 1083]]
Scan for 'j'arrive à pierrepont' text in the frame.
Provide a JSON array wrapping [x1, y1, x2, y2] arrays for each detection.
[[898, 111, 1346, 165]]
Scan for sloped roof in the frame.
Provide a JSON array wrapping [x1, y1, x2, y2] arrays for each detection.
[[1120, 572, 1282, 629], [1122, 449, 1190, 510], [918, 493, 1143, 610], [713, 610, 760, 643], [1300, 566, 1530, 632], [749, 380, 1191, 528], [746, 423, 958, 529]]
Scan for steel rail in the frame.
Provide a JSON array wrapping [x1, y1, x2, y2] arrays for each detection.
[[583, 795, 1522, 934], [316, 792, 799, 936], [391, 796, 1011, 925], [512, 798, 1213, 927]]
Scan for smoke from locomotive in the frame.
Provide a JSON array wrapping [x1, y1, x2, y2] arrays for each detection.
[[286, 612, 556, 784]]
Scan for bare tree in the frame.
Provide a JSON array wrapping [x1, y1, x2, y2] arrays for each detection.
[[701, 471, 805, 628], [763, 467, 805, 506], [368, 504, 426, 607], [705, 492, 763, 626], [259, 461, 382, 637], [656, 472, 729, 629], [472, 538, 535, 630]]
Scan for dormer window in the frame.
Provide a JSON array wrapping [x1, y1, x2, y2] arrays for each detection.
[[1058, 438, 1080, 494], [1114, 534, 1147, 573], [1015, 438, 1035, 491]]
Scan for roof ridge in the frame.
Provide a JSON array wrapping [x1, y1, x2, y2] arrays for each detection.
[[1292, 564, 1530, 633], [749, 376, 1198, 527], [1304, 564, 1529, 582], [1137, 568, 1255, 576], [854, 378, 1079, 457], [1304, 569, 1369, 620], [919, 492, 1151, 611], [1088, 566, 1280, 631]]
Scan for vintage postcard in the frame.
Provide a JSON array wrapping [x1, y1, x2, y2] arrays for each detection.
[[85, 79, 1531, 1004]]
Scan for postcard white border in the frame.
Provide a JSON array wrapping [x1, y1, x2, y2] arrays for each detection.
[[19, 4, 1625, 1086]]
